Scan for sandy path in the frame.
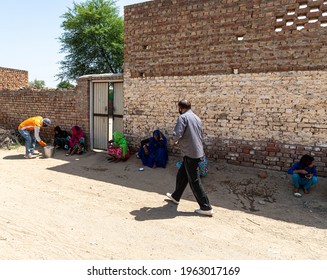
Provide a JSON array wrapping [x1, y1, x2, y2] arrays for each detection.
[[0, 146, 326, 260]]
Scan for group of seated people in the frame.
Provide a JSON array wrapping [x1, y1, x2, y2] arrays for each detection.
[[54, 127, 319, 195], [54, 125, 207, 175], [107, 130, 168, 167], [106, 129, 208, 176], [54, 125, 86, 156]]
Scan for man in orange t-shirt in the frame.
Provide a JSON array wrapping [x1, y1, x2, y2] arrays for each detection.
[[18, 116, 51, 158]]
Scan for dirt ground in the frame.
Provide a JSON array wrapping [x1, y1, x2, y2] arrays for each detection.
[[0, 145, 326, 260]]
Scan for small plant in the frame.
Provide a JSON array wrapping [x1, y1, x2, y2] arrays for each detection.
[[57, 80, 75, 89], [29, 79, 45, 89]]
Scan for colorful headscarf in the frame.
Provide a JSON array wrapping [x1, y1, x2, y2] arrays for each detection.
[[113, 131, 128, 157], [69, 125, 84, 147]]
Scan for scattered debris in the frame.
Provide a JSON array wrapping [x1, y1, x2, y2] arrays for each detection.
[[0, 128, 22, 149], [227, 178, 277, 212], [258, 170, 268, 179]]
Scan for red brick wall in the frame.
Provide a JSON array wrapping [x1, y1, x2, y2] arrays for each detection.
[[0, 67, 28, 90], [124, 0, 327, 78], [0, 82, 90, 143], [0, 75, 123, 148], [124, 0, 327, 176], [208, 138, 327, 176]]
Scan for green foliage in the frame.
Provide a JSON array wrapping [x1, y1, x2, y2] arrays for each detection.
[[57, 80, 75, 89], [29, 79, 45, 89], [58, 0, 124, 81]]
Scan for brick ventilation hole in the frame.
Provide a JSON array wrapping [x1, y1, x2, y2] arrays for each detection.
[[275, 0, 327, 32]]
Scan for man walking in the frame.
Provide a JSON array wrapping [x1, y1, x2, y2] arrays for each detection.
[[18, 116, 51, 158], [166, 100, 213, 216]]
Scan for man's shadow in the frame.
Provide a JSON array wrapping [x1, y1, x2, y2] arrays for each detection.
[[3, 154, 26, 160], [130, 201, 197, 221], [3, 154, 47, 160]]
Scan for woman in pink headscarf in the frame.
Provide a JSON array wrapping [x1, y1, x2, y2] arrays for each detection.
[[65, 125, 85, 156]]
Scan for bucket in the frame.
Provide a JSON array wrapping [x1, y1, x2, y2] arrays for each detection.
[[44, 145, 55, 158]]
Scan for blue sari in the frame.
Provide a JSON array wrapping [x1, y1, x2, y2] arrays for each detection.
[[138, 130, 168, 168]]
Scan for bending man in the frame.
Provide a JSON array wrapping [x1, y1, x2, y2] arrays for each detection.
[[18, 116, 51, 158]]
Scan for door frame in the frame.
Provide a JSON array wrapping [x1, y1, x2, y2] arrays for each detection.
[[89, 78, 123, 150]]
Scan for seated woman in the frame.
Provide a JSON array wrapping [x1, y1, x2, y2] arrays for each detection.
[[138, 130, 168, 168], [65, 125, 86, 156], [107, 131, 130, 162], [54, 126, 71, 150]]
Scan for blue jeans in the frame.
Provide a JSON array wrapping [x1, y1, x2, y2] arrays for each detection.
[[292, 174, 318, 190], [18, 129, 36, 155]]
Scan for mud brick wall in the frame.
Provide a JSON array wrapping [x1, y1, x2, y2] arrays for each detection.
[[0, 67, 28, 90], [124, 0, 327, 77], [0, 80, 90, 143], [123, 0, 327, 176], [123, 70, 327, 176]]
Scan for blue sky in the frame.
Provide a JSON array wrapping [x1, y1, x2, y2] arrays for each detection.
[[0, 0, 148, 88]]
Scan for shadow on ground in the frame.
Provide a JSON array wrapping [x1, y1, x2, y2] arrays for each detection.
[[130, 203, 198, 221], [9, 148, 326, 229], [3, 154, 29, 160]]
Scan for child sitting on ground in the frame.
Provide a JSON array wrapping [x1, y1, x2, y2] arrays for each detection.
[[287, 154, 318, 196]]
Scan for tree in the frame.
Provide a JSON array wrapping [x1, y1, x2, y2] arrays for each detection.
[[29, 79, 45, 89], [57, 0, 124, 82], [57, 80, 75, 89]]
